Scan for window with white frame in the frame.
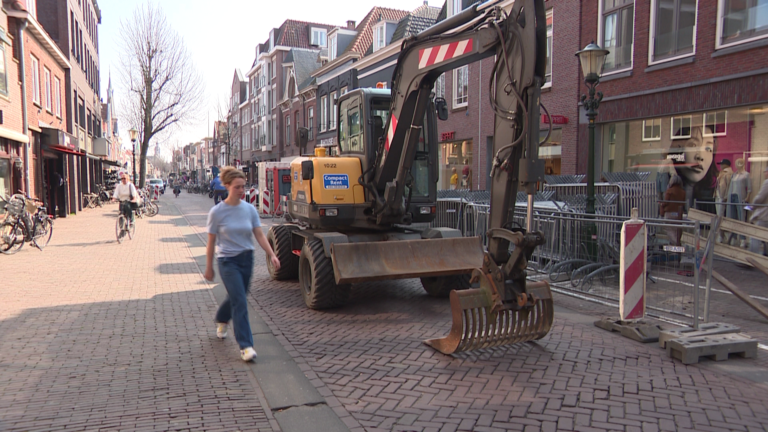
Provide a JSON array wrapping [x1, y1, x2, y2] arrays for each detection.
[[651, 0, 697, 62], [44, 68, 52, 111], [719, 0, 768, 47], [54, 77, 62, 117], [31, 55, 40, 105], [545, 10, 552, 86], [704, 111, 727, 136], [320, 96, 327, 132], [311, 28, 327, 47], [308, 107, 314, 140], [374, 23, 386, 52], [602, 0, 634, 72], [671, 115, 692, 139], [642, 118, 661, 141], [434, 73, 445, 99], [329, 34, 338, 61], [285, 115, 291, 145], [0, 33, 7, 97], [330, 93, 338, 130], [453, 66, 468, 108], [450, 0, 463, 17]]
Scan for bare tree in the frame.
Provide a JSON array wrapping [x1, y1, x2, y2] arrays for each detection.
[[118, 3, 203, 187]]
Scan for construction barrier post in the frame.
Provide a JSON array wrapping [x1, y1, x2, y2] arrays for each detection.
[[153, 185, 160, 201], [620, 208, 647, 321]]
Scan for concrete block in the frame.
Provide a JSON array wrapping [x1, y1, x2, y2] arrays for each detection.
[[594, 317, 664, 343], [658, 322, 740, 348], [666, 333, 758, 365]]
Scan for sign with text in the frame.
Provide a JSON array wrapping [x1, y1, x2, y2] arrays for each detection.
[[541, 114, 569, 125], [323, 174, 349, 189], [441, 131, 455, 141]]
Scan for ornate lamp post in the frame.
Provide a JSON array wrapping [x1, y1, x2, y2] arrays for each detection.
[[576, 42, 609, 215], [129, 128, 139, 184]]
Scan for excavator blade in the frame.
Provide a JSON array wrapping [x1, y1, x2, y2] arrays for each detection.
[[424, 277, 554, 355], [331, 237, 484, 284]]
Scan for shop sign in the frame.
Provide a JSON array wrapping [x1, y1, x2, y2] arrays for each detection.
[[319, 137, 336, 147], [441, 131, 455, 141], [281, 174, 291, 183], [541, 114, 568, 125]]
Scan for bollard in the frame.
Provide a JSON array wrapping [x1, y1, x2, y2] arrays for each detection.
[[249, 188, 257, 205], [620, 208, 647, 321], [262, 189, 271, 214], [153, 185, 160, 201]]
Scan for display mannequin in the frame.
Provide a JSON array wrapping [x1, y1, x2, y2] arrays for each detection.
[[715, 159, 733, 242], [727, 158, 751, 247]]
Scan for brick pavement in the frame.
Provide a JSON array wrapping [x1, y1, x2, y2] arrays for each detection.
[[170, 192, 768, 432], [0, 199, 276, 431]]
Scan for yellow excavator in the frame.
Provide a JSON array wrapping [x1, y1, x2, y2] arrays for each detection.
[[267, 0, 553, 354]]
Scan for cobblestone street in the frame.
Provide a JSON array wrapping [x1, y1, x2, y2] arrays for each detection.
[[2, 191, 768, 431]]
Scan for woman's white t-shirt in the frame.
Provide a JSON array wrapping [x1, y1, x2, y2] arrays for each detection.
[[113, 182, 138, 201]]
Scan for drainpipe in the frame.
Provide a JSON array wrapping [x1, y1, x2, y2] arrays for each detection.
[[17, 19, 30, 195]]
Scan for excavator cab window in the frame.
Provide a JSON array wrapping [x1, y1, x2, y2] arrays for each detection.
[[339, 97, 365, 154], [406, 117, 430, 198]]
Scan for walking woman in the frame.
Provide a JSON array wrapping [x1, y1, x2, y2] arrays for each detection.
[[204, 167, 281, 361]]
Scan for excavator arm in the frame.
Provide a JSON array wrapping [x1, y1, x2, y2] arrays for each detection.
[[367, 0, 547, 235]]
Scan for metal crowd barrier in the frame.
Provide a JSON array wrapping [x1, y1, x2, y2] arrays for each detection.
[[544, 181, 657, 219], [432, 193, 706, 326]]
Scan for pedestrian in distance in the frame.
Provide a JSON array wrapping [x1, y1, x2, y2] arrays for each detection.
[[204, 167, 281, 362], [661, 174, 686, 246], [210, 174, 228, 205]]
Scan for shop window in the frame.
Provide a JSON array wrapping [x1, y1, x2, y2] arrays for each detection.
[[439, 140, 473, 190], [650, 0, 697, 62], [704, 111, 727, 136], [642, 118, 662, 141], [602, 0, 634, 72], [538, 128, 562, 175], [719, 0, 768, 47], [671, 115, 691, 139]]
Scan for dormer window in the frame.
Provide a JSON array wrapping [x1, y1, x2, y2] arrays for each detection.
[[311, 28, 327, 47], [373, 23, 386, 52], [329, 34, 338, 61]]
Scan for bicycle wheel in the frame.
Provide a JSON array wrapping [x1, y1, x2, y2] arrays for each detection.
[[128, 218, 136, 240], [1, 221, 25, 254], [147, 202, 159, 217], [116, 215, 126, 244], [32, 217, 53, 250]]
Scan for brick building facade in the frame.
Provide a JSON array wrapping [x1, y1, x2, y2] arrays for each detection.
[[579, 0, 768, 211]]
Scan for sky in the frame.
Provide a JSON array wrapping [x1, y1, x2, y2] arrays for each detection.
[[98, 0, 442, 159]]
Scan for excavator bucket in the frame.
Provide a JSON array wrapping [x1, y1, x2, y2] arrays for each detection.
[[424, 275, 554, 355], [331, 237, 484, 284]]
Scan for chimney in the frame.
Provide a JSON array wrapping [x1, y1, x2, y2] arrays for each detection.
[[347, 20, 356, 29], [423, 0, 428, 4]]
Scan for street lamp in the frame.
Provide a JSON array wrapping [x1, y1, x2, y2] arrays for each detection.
[[576, 42, 609, 215], [129, 127, 139, 184]]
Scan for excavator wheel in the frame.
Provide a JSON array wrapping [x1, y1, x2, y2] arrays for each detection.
[[267, 225, 299, 280], [299, 240, 351, 309], [420, 274, 471, 297]]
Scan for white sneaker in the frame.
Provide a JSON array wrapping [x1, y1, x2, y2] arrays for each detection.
[[240, 347, 257, 362], [216, 323, 228, 339]]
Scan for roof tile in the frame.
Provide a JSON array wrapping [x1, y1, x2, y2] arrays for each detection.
[[344, 7, 410, 55]]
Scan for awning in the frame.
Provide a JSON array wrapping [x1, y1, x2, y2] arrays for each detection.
[[49, 145, 85, 156], [101, 159, 120, 167], [86, 153, 101, 161], [0, 126, 29, 143]]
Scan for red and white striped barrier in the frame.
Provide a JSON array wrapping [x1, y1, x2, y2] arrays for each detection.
[[620, 209, 647, 321], [153, 185, 160, 201], [249, 188, 257, 205], [262, 189, 271, 214]]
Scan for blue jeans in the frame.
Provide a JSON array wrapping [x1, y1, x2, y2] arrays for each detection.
[[213, 189, 228, 204], [215, 250, 254, 349]]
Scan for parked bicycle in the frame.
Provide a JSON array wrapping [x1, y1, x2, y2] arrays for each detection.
[[0, 193, 54, 254]]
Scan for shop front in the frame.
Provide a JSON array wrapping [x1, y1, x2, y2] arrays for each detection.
[[438, 131, 473, 190], [600, 104, 768, 216], [41, 127, 81, 217], [0, 137, 25, 207]]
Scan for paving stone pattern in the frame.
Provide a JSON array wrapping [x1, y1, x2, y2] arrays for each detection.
[[168, 193, 768, 432], [0, 200, 275, 432]]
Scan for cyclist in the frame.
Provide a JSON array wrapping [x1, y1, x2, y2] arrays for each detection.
[[210, 174, 227, 205], [112, 173, 139, 225]]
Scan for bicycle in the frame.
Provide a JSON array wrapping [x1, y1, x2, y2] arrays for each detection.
[[115, 200, 136, 243], [0, 193, 54, 254]]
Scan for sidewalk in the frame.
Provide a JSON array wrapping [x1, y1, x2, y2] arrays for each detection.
[[0, 200, 276, 431], [171, 193, 768, 432]]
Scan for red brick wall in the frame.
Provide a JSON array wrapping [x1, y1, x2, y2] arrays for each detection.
[[580, 0, 768, 121], [438, 0, 583, 185], [0, 14, 24, 135], [26, 32, 68, 134]]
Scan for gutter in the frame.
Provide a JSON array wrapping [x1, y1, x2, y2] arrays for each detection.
[[17, 18, 30, 195]]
